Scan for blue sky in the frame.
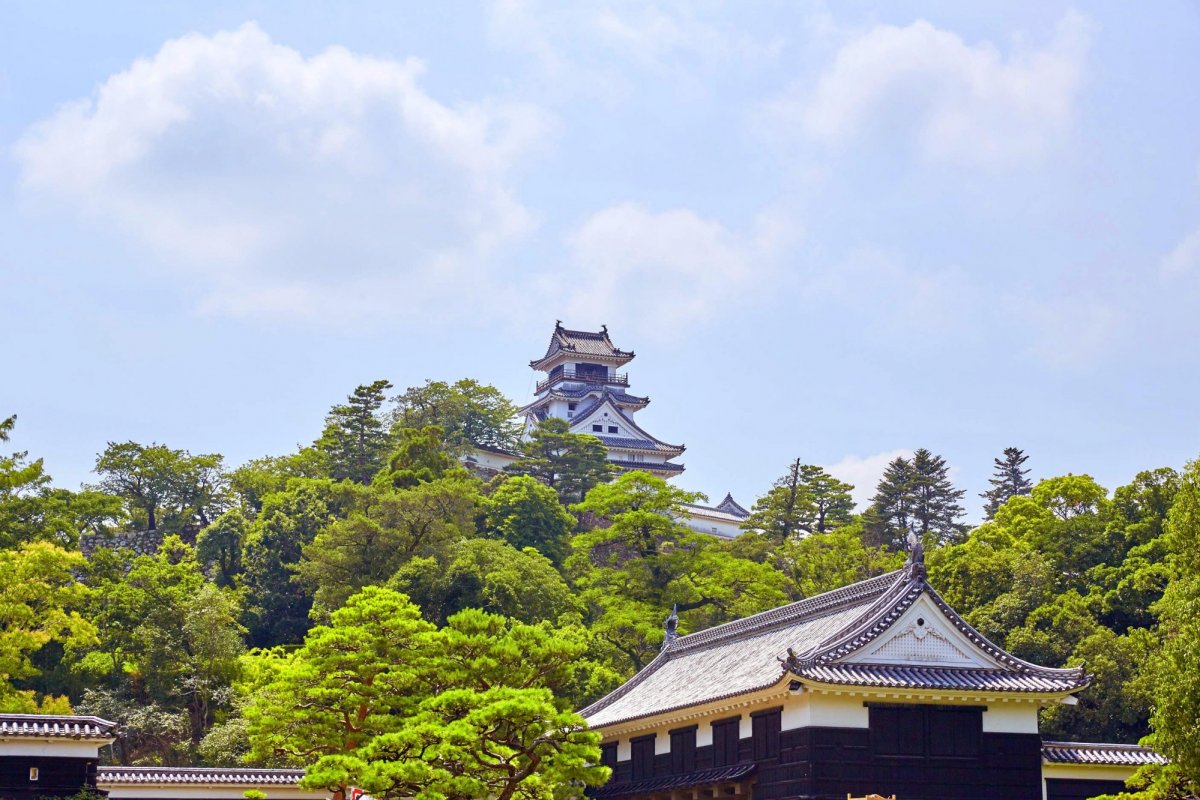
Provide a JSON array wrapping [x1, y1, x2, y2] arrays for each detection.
[[3, 2, 1200, 518]]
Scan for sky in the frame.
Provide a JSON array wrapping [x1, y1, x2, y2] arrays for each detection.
[[3, 1, 1200, 519]]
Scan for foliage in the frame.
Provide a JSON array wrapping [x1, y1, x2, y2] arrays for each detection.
[[93, 440, 227, 535], [980, 446, 1033, 520], [245, 587, 607, 800], [769, 529, 903, 600], [392, 378, 521, 453], [297, 475, 479, 615], [315, 379, 394, 485], [481, 475, 575, 565], [744, 459, 854, 541], [868, 449, 967, 546], [0, 542, 95, 712], [506, 418, 614, 504], [196, 508, 248, 587], [390, 538, 576, 626], [374, 425, 460, 490]]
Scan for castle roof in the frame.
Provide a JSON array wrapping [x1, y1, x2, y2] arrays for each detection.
[[567, 394, 685, 457], [520, 385, 649, 415], [0, 713, 117, 740], [98, 767, 307, 786], [1041, 742, 1167, 767], [531, 322, 634, 370], [580, 556, 1088, 729]]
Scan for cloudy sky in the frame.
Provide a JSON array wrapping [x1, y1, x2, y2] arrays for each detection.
[[4, 1, 1200, 516]]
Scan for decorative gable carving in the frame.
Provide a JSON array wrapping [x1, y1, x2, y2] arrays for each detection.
[[842, 594, 1003, 669]]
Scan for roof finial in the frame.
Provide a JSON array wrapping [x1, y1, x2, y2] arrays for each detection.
[[906, 531, 926, 580], [601, 323, 608, 334], [662, 604, 679, 650]]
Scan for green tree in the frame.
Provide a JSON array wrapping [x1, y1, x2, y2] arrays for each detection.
[[743, 458, 815, 543], [506, 418, 613, 504], [373, 426, 459, 490], [867, 456, 916, 548], [801, 464, 856, 532], [316, 380, 394, 485], [245, 588, 607, 800], [93, 441, 228, 535], [570, 471, 787, 673], [392, 379, 520, 453], [390, 539, 576, 626], [981, 447, 1033, 520], [1138, 458, 1200, 793], [770, 529, 903, 600], [0, 542, 96, 712], [909, 448, 967, 543], [196, 509, 248, 587], [228, 449, 327, 513], [82, 537, 245, 746], [297, 476, 479, 614], [481, 475, 575, 564]]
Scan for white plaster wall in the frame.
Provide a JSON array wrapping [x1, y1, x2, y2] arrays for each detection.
[[982, 702, 1039, 733], [0, 740, 107, 758]]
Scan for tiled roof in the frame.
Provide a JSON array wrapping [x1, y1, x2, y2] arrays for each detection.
[[531, 323, 634, 368], [0, 714, 117, 739], [608, 458, 686, 473], [566, 396, 684, 455], [715, 493, 750, 518], [680, 502, 749, 524], [597, 436, 659, 451], [98, 767, 306, 785], [1042, 742, 1168, 766], [581, 560, 1090, 729], [796, 664, 1085, 693], [530, 385, 649, 406], [581, 574, 899, 728], [590, 764, 756, 799]]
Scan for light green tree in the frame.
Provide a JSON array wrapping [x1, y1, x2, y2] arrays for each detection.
[[392, 379, 521, 453], [481, 475, 575, 564]]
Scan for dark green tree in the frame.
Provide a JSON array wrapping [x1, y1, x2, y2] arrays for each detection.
[[867, 456, 916, 548], [909, 448, 967, 543], [480, 475, 575, 564], [315, 380, 394, 484], [981, 447, 1033, 520], [505, 418, 613, 504], [743, 459, 814, 543], [93, 441, 227, 535], [392, 379, 520, 453], [373, 426, 459, 490]]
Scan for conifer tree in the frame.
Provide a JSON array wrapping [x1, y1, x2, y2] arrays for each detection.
[[505, 418, 613, 504], [868, 450, 966, 547], [744, 460, 854, 540], [315, 380, 394, 484], [980, 447, 1033, 520]]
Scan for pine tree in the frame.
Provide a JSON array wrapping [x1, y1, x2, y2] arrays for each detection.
[[315, 380, 394, 484], [744, 459, 814, 543], [980, 447, 1032, 520], [909, 448, 967, 544], [868, 450, 966, 547]]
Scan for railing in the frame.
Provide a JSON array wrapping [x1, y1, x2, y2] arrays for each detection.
[[536, 369, 629, 392]]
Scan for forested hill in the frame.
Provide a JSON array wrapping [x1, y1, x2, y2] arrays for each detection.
[[2, 378, 1199, 797]]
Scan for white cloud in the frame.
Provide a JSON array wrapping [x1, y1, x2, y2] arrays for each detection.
[[552, 202, 795, 338], [487, 0, 777, 101], [13, 22, 552, 324], [1161, 227, 1200, 276], [770, 12, 1092, 166], [823, 449, 913, 510]]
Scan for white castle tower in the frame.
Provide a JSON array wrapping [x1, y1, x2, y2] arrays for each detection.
[[520, 322, 686, 478]]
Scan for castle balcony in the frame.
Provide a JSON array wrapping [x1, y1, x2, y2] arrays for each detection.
[[537, 368, 629, 392]]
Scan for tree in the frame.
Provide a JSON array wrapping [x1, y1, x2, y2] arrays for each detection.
[[1138, 458, 1200, 793], [245, 587, 607, 800], [297, 476, 479, 614], [0, 542, 96, 712], [981, 447, 1033, 520], [868, 450, 966, 547], [228, 449, 327, 513], [506, 418, 613, 504], [315, 380, 394, 484], [82, 537, 245, 746], [373, 426, 459, 490], [392, 379, 520, 453], [481, 476, 575, 564], [570, 471, 787, 673], [93, 441, 228, 535], [744, 460, 855, 541], [743, 459, 814, 543], [770, 529, 903, 600], [390, 538, 576, 625], [196, 509, 248, 587], [1, 415, 123, 548]]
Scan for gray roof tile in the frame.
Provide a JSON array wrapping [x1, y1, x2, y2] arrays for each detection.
[[1042, 742, 1167, 766], [0, 714, 117, 739], [98, 767, 306, 785]]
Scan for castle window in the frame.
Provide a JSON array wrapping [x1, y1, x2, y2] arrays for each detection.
[[568, 403, 577, 411], [600, 743, 617, 770], [670, 726, 696, 774], [869, 704, 981, 760], [712, 717, 740, 767], [593, 424, 603, 432], [631, 735, 656, 780], [751, 708, 781, 760], [608, 425, 618, 434]]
